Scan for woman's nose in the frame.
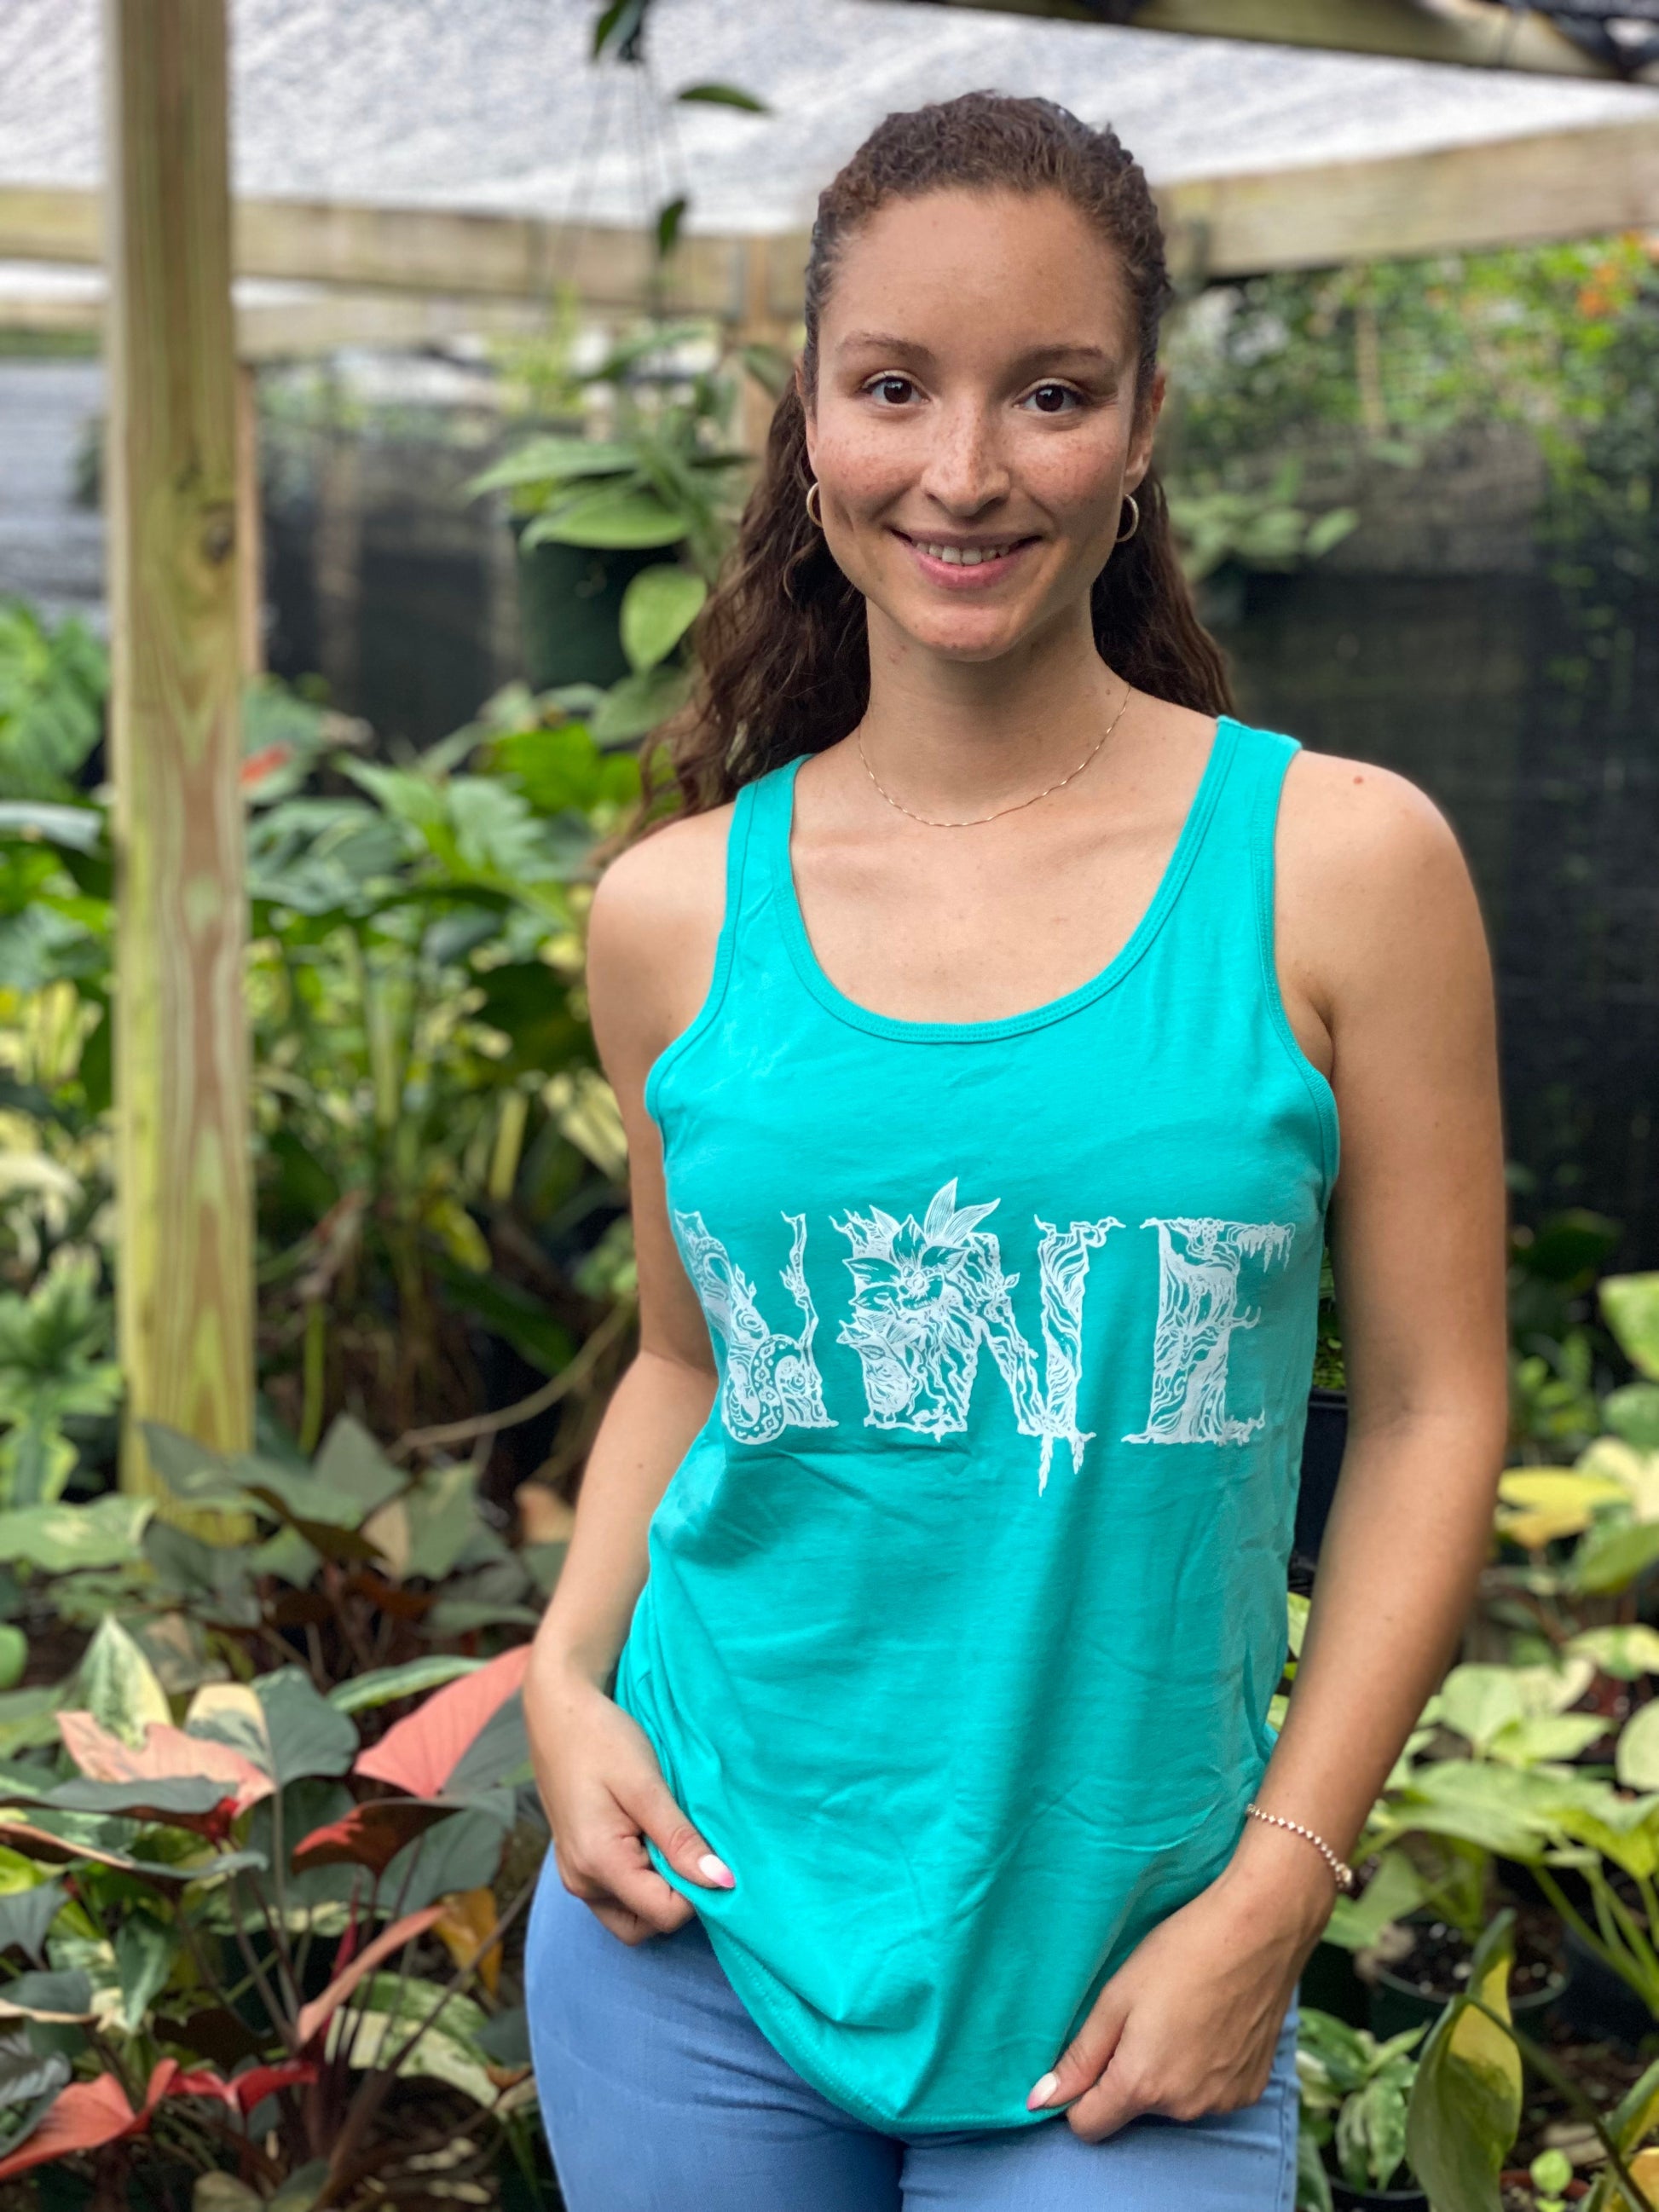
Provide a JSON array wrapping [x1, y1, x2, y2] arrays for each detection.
[[917, 403, 1012, 515]]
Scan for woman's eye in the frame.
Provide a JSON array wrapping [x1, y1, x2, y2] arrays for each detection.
[[1023, 383, 1082, 415], [864, 374, 917, 406]]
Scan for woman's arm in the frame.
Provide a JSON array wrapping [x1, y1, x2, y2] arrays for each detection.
[[524, 804, 741, 1945], [1028, 754, 1511, 2134]]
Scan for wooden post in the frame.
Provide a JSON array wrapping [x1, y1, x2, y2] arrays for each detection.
[[234, 361, 265, 674], [103, 0, 255, 1505]]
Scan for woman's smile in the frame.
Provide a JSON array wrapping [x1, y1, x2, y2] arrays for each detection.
[[888, 525, 1043, 589]]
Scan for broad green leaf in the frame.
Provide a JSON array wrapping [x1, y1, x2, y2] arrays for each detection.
[[1620, 1700, 1659, 1792], [1437, 1659, 1593, 1753], [74, 1619, 170, 1749], [188, 1670, 356, 1788], [308, 1415, 406, 1518], [0, 803, 103, 852], [1305, 505, 1360, 558], [114, 1910, 177, 2031], [523, 486, 686, 551], [620, 566, 707, 674], [327, 2008, 496, 2106], [1488, 1712, 1607, 1767], [1550, 1784, 1659, 1881], [403, 1463, 484, 1583], [0, 1496, 151, 1571], [383, 1799, 512, 1915], [590, 664, 691, 746], [0, 2026, 68, 2111], [1604, 1274, 1659, 1380], [1404, 1913, 1522, 2212], [359, 1973, 488, 2051], [1569, 1624, 1659, 1679], [44, 1776, 236, 1822], [1574, 1517, 1659, 1596], [1324, 1847, 1429, 1953], [1496, 1464, 1628, 1547], [0, 1969, 93, 2022], [674, 80, 769, 112], [1606, 1383, 1659, 1451], [0, 1883, 61, 1967], [465, 438, 638, 496], [446, 1694, 531, 1798], [327, 1657, 483, 1715], [1384, 1760, 1561, 1859]]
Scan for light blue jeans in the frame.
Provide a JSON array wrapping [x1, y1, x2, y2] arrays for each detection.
[[525, 1860, 1301, 2212]]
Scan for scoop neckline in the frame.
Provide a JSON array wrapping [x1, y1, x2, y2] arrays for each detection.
[[767, 713, 1241, 1045]]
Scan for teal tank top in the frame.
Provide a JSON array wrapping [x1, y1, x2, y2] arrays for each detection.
[[612, 713, 1339, 2133]]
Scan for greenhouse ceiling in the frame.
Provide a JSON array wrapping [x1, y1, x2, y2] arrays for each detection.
[[2, 0, 1657, 349]]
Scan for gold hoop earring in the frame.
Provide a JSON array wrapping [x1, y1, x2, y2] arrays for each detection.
[[805, 479, 824, 528], [1115, 493, 1141, 545]]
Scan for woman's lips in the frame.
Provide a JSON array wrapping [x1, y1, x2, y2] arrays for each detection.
[[892, 529, 1039, 590]]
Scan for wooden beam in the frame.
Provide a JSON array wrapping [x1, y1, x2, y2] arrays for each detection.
[[0, 183, 745, 314], [1156, 113, 1659, 272], [104, 0, 255, 1507], [899, 0, 1639, 78], [0, 279, 560, 356]]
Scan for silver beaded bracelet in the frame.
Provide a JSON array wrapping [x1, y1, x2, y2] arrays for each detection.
[[1243, 1801, 1357, 1894]]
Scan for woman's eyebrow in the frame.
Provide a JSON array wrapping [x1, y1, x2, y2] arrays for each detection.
[[835, 332, 1119, 373]]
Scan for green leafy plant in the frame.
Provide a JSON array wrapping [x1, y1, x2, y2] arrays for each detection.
[[0, 599, 107, 805], [1166, 458, 1357, 584], [467, 320, 751, 745], [0, 1247, 120, 1509], [1296, 2007, 1425, 2201], [0, 1620, 545, 2203], [0, 1409, 561, 1690]]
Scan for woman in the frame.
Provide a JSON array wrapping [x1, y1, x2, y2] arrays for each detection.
[[522, 90, 1509, 2211]]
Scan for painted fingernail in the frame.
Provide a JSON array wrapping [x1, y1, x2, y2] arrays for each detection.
[[1026, 2071, 1059, 2111], [698, 1851, 735, 1887]]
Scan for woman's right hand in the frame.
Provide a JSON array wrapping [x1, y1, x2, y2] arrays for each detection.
[[526, 1660, 736, 1946]]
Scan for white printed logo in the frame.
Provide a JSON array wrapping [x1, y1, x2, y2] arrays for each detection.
[[1123, 1218, 1295, 1447], [676, 1189, 1296, 1477]]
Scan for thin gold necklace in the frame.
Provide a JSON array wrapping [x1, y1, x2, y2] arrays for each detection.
[[856, 680, 1135, 829]]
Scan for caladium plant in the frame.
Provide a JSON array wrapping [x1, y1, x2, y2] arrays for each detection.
[[0, 1622, 544, 2207]]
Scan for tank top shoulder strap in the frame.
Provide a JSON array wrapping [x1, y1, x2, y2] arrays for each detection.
[[1172, 714, 1302, 956], [639, 761, 784, 1129]]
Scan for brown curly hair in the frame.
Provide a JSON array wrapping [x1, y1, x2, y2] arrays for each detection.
[[627, 90, 1234, 837]]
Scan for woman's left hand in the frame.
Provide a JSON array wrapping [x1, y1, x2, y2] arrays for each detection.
[[1026, 1829, 1336, 2140]]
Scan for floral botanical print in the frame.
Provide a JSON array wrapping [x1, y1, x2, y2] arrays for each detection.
[[831, 1181, 1117, 1491], [672, 1210, 835, 1443]]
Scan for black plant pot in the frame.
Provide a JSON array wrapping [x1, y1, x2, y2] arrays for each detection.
[[1367, 1913, 1566, 2043], [1330, 2180, 1429, 2212], [513, 523, 668, 692], [1300, 1938, 1369, 2029], [1294, 1386, 1348, 1566], [1553, 1922, 1656, 2047]]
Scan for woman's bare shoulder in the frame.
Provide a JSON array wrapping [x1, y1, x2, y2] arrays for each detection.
[[585, 801, 738, 1084], [588, 801, 736, 949], [1277, 745, 1488, 1007]]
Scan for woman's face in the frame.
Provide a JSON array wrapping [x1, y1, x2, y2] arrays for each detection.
[[801, 185, 1164, 667]]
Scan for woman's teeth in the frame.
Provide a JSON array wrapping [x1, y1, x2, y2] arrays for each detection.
[[915, 540, 1018, 566]]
